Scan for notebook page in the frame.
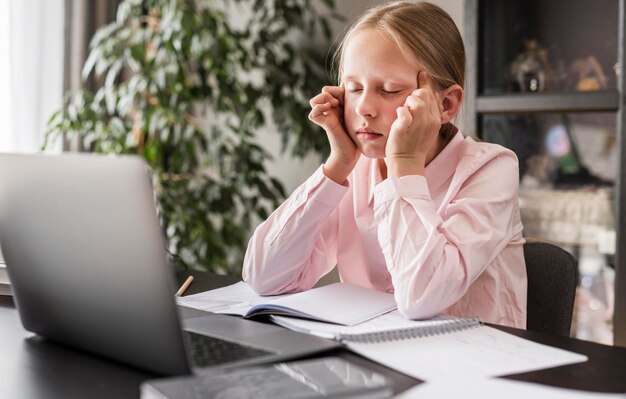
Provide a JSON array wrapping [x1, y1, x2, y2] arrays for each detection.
[[348, 326, 588, 381], [253, 282, 397, 325], [176, 281, 289, 315]]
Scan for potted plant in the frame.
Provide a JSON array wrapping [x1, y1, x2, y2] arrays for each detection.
[[45, 0, 340, 275]]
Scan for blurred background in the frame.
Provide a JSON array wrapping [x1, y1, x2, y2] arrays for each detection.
[[0, 0, 621, 345]]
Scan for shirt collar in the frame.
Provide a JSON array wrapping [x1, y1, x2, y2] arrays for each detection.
[[367, 130, 465, 203], [425, 130, 465, 194], [368, 158, 383, 204]]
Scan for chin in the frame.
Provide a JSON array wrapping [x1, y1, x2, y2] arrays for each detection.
[[358, 146, 385, 159]]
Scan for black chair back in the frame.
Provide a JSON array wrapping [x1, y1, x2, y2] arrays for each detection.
[[524, 242, 578, 337]]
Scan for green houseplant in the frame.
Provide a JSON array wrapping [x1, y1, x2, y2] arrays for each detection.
[[45, 0, 340, 275]]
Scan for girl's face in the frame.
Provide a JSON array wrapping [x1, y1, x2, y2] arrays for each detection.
[[342, 29, 422, 159]]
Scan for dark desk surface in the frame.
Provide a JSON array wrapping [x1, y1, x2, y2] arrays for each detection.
[[1, 270, 625, 399]]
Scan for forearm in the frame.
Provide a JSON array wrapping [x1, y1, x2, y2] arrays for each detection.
[[374, 172, 517, 319], [242, 166, 348, 294]]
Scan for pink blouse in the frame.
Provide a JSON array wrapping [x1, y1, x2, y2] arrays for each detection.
[[243, 132, 527, 328]]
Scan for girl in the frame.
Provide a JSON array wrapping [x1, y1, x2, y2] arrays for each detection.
[[243, 1, 527, 328]]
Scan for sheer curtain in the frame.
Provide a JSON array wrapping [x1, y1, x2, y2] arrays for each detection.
[[0, 0, 64, 153], [0, 1, 14, 151]]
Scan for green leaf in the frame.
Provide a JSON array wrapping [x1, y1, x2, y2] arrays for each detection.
[[82, 47, 101, 80], [105, 60, 123, 89], [116, 1, 131, 24], [44, 0, 343, 275], [270, 177, 286, 198]]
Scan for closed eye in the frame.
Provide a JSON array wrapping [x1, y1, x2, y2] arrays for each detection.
[[382, 90, 401, 94]]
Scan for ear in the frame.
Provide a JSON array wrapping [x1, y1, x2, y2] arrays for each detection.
[[439, 84, 464, 124]]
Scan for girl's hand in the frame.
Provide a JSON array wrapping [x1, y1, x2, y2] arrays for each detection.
[[309, 86, 359, 184], [386, 71, 442, 176]]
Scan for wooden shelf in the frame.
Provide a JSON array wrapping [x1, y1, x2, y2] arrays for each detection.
[[476, 90, 619, 114], [466, 0, 626, 346]]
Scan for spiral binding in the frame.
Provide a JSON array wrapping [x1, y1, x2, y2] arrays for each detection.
[[340, 317, 481, 343]]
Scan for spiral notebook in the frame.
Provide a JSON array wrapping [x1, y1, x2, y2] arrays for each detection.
[[270, 310, 480, 343], [271, 311, 589, 381], [347, 325, 588, 381]]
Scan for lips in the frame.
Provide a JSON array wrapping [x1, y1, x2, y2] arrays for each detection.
[[355, 127, 384, 141], [356, 127, 381, 135]]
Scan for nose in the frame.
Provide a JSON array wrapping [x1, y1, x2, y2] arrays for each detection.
[[354, 90, 377, 118]]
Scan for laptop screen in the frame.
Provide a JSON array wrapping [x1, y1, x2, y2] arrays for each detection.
[[0, 154, 191, 375]]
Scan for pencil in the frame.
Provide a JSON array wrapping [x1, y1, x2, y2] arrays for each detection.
[[175, 275, 194, 296]]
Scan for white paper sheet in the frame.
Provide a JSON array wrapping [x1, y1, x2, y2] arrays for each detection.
[[395, 378, 625, 398], [348, 326, 588, 381]]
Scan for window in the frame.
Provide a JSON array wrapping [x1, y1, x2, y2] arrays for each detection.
[[0, 0, 13, 151], [0, 0, 64, 153]]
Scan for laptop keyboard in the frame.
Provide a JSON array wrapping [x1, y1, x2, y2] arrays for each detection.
[[184, 331, 276, 368]]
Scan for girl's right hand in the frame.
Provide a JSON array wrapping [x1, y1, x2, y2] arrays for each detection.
[[308, 86, 359, 184]]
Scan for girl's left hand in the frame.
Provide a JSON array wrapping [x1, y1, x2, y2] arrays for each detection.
[[385, 71, 442, 175]]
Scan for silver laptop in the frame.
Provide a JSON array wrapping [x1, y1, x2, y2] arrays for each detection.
[[0, 153, 339, 376]]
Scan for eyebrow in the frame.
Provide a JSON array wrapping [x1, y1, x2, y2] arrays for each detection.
[[342, 76, 408, 86]]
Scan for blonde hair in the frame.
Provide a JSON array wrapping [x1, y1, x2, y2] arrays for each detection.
[[332, 1, 465, 139], [333, 1, 465, 89]]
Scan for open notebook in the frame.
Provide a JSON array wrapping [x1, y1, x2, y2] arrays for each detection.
[[177, 281, 397, 326], [272, 312, 589, 381]]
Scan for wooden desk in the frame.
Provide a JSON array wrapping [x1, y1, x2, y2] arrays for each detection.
[[0, 271, 625, 398]]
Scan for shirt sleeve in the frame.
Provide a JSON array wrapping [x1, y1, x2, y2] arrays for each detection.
[[374, 151, 521, 320], [242, 165, 349, 295]]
